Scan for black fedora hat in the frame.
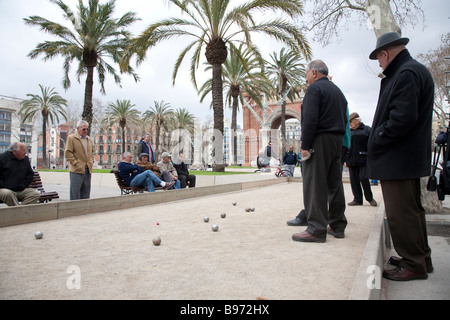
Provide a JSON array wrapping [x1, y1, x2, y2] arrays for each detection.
[[369, 32, 409, 60]]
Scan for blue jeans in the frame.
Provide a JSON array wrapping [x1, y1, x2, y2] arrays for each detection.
[[130, 170, 163, 192]]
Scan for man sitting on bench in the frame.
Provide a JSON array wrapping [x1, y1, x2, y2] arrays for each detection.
[[118, 152, 174, 192], [0, 142, 40, 206]]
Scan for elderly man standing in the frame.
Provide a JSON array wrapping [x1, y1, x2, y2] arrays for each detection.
[[137, 133, 156, 163], [65, 120, 94, 200], [157, 152, 181, 189], [344, 112, 377, 207], [367, 32, 434, 281], [0, 142, 40, 206], [292, 60, 348, 243]]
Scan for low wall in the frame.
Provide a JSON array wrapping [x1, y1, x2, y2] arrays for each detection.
[[37, 171, 292, 189], [0, 177, 289, 228], [349, 203, 387, 300]]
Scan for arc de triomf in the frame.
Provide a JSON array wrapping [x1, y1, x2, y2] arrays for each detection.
[[242, 94, 302, 166]]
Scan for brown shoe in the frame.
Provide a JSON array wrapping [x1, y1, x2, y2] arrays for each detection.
[[347, 200, 362, 206], [162, 181, 175, 190], [389, 256, 434, 273], [383, 267, 428, 281], [369, 199, 378, 206], [327, 226, 345, 238], [292, 230, 326, 243]]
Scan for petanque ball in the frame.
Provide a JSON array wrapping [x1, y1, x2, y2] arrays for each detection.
[[152, 236, 161, 246], [232, 201, 237, 206], [250, 207, 255, 212], [34, 231, 43, 239], [221, 212, 226, 218], [211, 224, 219, 232], [203, 216, 209, 223]]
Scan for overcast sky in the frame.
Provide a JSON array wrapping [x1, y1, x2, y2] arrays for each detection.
[[0, 0, 448, 128]]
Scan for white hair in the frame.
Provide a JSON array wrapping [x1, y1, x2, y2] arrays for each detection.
[[76, 120, 89, 128]]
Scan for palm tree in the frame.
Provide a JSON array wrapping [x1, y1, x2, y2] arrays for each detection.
[[143, 100, 175, 158], [24, 0, 139, 133], [20, 85, 68, 168], [266, 48, 306, 155], [172, 107, 195, 133], [105, 99, 141, 154], [199, 44, 271, 165], [120, 0, 312, 171], [171, 107, 196, 157]]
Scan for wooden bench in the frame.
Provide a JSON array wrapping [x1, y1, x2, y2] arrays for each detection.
[[0, 171, 59, 204], [111, 169, 146, 195], [31, 171, 60, 203]]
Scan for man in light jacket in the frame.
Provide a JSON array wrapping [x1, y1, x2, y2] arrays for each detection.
[[157, 152, 181, 189], [65, 120, 94, 200]]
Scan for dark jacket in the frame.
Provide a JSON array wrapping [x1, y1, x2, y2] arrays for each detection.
[[0, 151, 34, 192], [346, 123, 370, 167], [301, 77, 348, 150], [283, 151, 297, 165], [118, 161, 144, 186], [366, 49, 434, 180], [137, 140, 156, 163], [173, 161, 189, 177]]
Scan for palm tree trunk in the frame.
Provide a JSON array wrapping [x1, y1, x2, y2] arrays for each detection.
[[212, 63, 225, 172], [280, 80, 288, 161], [82, 66, 94, 135], [155, 122, 161, 159], [42, 121, 47, 168], [121, 125, 126, 155], [231, 95, 238, 165]]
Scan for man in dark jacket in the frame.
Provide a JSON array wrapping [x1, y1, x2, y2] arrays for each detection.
[[0, 142, 40, 206], [173, 152, 196, 188], [367, 32, 434, 281], [292, 60, 348, 243], [282, 146, 297, 177], [345, 112, 377, 207]]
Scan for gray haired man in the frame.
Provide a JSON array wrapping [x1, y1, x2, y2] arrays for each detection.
[[65, 120, 94, 200], [0, 142, 40, 206]]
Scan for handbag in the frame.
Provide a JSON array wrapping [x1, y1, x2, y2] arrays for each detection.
[[427, 146, 440, 192]]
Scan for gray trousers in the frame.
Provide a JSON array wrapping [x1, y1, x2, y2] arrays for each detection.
[[302, 133, 347, 238], [284, 164, 295, 177], [70, 167, 91, 200]]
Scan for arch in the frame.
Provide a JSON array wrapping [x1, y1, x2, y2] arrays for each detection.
[[270, 108, 302, 129], [242, 99, 302, 166]]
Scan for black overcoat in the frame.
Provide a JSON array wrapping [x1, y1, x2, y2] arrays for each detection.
[[366, 49, 434, 180]]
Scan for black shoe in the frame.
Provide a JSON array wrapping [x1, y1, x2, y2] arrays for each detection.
[[287, 217, 307, 226], [287, 209, 307, 226]]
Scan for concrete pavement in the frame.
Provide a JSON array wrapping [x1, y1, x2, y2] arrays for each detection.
[[0, 168, 449, 300]]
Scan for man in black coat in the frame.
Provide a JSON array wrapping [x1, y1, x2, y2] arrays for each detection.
[[173, 152, 196, 188], [292, 60, 348, 243], [345, 112, 377, 207], [367, 32, 434, 281], [0, 142, 40, 206]]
